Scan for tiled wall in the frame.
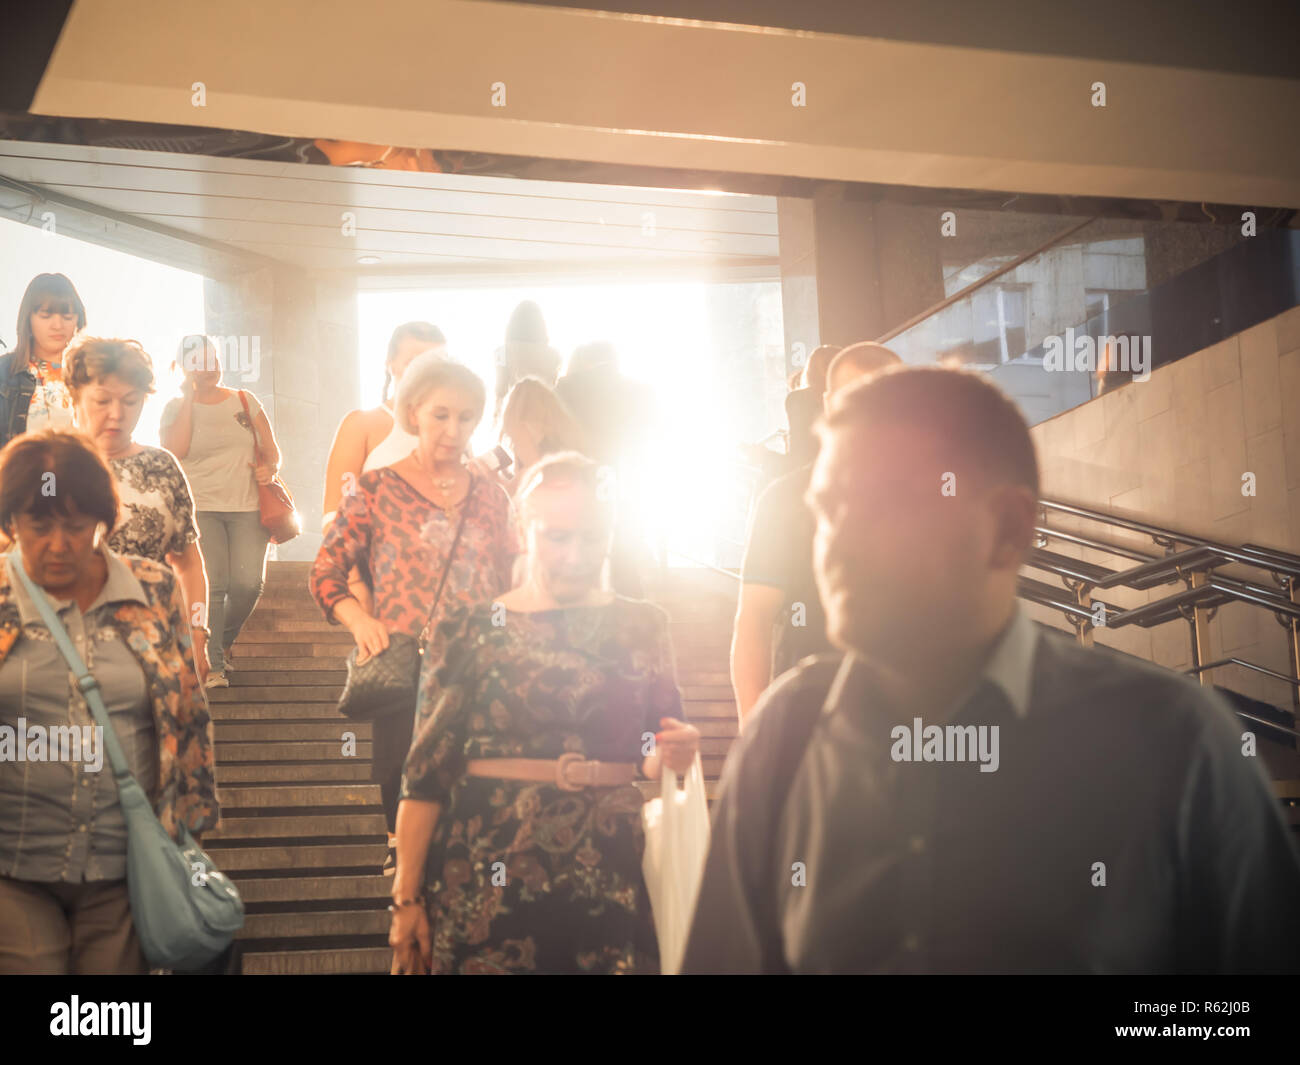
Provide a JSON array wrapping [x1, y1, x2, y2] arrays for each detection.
[[1027, 303, 1300, 711]]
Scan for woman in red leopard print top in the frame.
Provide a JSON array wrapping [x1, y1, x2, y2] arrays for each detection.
[[310, 356, 518, 870]]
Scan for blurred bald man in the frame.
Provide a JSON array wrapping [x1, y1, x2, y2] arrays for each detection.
[[732, 343, 902, 724]]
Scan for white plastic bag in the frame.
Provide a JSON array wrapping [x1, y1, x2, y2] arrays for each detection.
[[641, 754, 710, 974]]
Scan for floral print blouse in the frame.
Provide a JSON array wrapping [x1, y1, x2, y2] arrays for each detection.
[[310, 468, 518, 640], [107, 446, 199, 563]]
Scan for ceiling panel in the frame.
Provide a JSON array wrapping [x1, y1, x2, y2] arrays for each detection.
[[0, 140, 779, 280]]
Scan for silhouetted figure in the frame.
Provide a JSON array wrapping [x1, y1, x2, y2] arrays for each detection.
[[493, 301, 561, 421], [555, 341, 654, 597], [783, 344, 840, 468]]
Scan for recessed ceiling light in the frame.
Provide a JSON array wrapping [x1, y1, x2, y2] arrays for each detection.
[[357, 255, 381, 265]]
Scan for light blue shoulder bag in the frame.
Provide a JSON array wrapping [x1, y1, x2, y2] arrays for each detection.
[[12, 549, 244, 971]]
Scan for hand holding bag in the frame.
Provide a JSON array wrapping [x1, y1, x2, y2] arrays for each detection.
[[336, 478, 474, 721], [641, 753, 710, 975], [12, 549, 244, 970], [238, 389, 301, 545]]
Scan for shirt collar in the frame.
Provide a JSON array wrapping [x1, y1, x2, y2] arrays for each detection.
[[824, 606, 1038, 722], [7, 542, 148, 625]]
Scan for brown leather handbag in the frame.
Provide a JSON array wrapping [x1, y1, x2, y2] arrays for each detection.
[[238, 390, 301, 545]]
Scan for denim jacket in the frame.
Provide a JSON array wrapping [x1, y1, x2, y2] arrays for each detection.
[[0, 352, 36, 448]]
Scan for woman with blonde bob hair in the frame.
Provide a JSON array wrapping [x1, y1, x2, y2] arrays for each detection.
[[390, 451, 699, 974], [311, 353, 517, 875]]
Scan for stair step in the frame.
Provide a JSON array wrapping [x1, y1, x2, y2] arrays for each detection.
[[216, 722, 372, 741], [234, 874, 392, 904], [239, 910, 390, 939], [240, 946, 390, 975], [234, 631, 354, 646], [203, 843, 385, 870], [209, 702, 352, 720], [232, 670, 347, 686], [208, 686, 342, 702], [680, 700, 741, 719], [216, 741, 374, 761], [217, 762, 372, 783], [208, 814, 386, 840], [227, 657, 350, 670], [218, 743, 377, 764], [234, 644, 353, 659], [242, 620, 340, 632], [219, 784, 381, 809]]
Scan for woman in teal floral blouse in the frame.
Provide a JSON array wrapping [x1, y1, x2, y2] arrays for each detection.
[[390, 452, 699, 974]]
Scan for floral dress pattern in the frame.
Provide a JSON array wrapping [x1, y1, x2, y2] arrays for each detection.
[[401, 596, 685, 974], [310, 468, 518, 639], [107, 447, 199, 563]]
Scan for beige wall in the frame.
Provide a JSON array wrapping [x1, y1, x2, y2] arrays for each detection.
[[1027, 304, 1300, 711]]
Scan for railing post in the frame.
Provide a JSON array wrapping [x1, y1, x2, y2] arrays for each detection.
[[1288, 576, 1300, 716], [1073, 582, 1094, 648], [1188, 571, 1213, 687]]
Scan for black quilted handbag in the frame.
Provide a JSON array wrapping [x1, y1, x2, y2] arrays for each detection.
[[336, 480, 473, 721]]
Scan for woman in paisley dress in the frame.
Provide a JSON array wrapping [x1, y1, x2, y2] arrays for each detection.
[[66, 336, 210, 683], [310, 354, 517, 874], [390, 452, 699, 974]]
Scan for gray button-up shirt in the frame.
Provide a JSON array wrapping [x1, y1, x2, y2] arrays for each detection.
[[0, 547, 155, 882], [682, 609, 1300, 973]]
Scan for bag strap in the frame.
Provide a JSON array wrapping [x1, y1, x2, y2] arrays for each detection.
[[236, 389, 263, 461], [753, 673, 828, 973], [418, 474, 476, 645], [9, 549, 134, 785]]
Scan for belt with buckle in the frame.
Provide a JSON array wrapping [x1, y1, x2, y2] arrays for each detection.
[[464, 753, 637, 791]]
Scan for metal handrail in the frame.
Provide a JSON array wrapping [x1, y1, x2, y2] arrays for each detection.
[[1034, 496, 1300, 720], [878, 217, 1098, 344]]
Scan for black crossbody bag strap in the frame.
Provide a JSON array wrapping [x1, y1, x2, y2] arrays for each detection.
[[418, 475, 476, 646]]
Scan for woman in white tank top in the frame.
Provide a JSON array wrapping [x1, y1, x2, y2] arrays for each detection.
[[322, 322, 446, 531], [361, 418, 419, 473]]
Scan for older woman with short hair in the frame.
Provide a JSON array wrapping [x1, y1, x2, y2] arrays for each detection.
[[310, 354, 518, 874], [66, 335, 210, 682], [390, 452, 699, 974], [0, 430, 217, 974]]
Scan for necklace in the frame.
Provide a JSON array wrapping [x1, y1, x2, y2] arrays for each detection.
[[413, 450, 458, 495]]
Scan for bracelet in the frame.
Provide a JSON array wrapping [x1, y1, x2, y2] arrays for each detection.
[[388, 896, 424, 912]]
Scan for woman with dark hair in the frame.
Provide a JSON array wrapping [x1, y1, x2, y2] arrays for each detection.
[[0, 273, 87, 447], [311, 354, 517, 875], [322, 322, 446, 614], [159, 335, 284, 689], [66, 335, 210, 683], [389, 452, 698, 974], [0, 431, 217, 974], [492, 300, 560, 421]]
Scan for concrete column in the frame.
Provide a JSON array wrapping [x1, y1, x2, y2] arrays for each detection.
[[779, 192, 949, 362], [205, 266, 359, 563]]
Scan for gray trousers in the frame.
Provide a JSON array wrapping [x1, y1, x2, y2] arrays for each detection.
[[197, 510, 270, 672]]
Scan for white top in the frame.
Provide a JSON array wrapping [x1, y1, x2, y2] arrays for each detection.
[[160, 391, 264, 512], [362, 411, 418, 472]]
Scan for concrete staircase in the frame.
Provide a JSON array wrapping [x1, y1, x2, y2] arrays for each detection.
[[205, 560, 740, 975]]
